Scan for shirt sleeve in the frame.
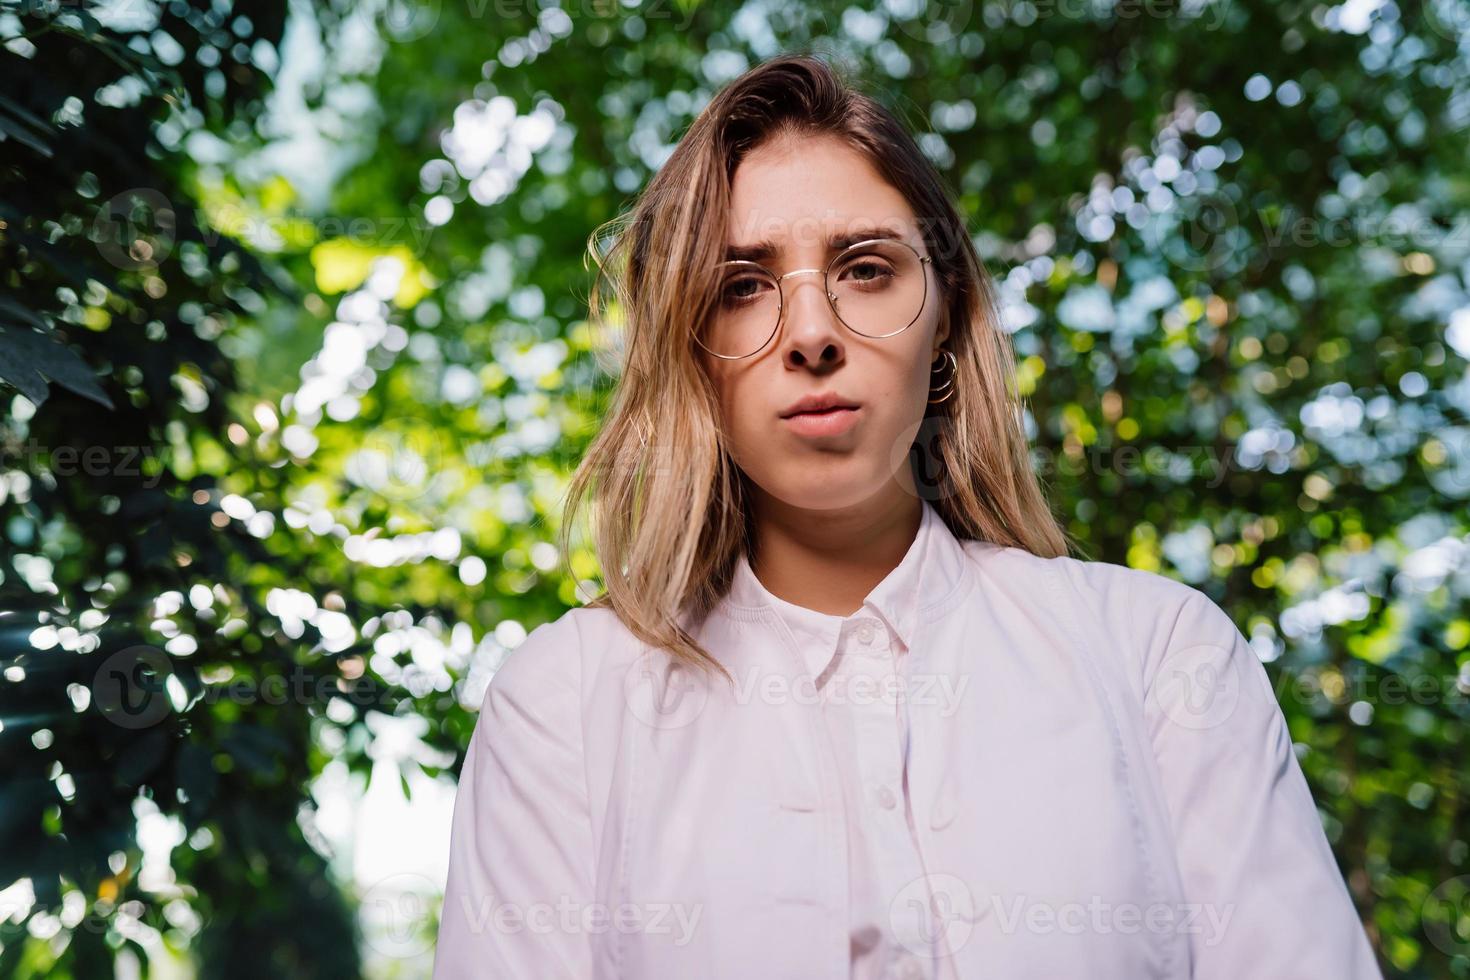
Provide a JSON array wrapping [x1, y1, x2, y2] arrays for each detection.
[[1141, 585, 1382, 979], [432, 612, 594, 980]]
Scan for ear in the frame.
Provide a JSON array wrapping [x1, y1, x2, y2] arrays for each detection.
[[933, 303, 952, 351]]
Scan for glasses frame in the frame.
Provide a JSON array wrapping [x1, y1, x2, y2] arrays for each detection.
[[697, 236, 934, 360]]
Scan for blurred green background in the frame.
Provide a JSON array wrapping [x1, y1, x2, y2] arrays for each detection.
[[2, 0, 1468, 976]]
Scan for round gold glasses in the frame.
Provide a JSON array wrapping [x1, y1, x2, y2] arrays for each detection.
[[696, 237, 933, 360]]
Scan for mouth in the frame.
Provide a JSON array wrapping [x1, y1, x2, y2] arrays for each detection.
[[780, 405, 862, 438]]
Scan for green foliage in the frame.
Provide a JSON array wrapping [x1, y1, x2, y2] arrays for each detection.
[[2, 0, 1468, 976], [1, 3, 360, 976]]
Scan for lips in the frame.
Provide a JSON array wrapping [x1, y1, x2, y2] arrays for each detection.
[[780, 392, 862, 419], [780, 404, 862, 438]]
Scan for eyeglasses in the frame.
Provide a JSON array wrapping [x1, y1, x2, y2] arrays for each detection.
[[696, 237, 933, 360]]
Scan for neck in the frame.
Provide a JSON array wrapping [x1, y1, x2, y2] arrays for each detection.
[[746, 485, 922, 617]]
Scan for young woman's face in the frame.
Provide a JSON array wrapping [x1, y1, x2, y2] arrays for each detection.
[[700, 133, 949, 514]]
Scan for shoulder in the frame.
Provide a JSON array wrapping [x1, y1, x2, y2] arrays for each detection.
[[467, 606, 624, 770], [477, 606, 593, 706], [481, 604, 632, 707], [959, 539, 1238, 681], [961, 538, 1200, 613]]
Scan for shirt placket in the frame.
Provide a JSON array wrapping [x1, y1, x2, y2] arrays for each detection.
[[837, 615, 937, 980]]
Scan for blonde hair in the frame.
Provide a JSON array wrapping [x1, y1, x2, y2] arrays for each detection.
[[558, 52, 1074, 681]]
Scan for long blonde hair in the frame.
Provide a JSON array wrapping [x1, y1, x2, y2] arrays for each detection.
[[559, 52, 1074, 681]]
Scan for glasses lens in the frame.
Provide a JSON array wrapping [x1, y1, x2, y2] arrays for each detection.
[[827, 239, 926, 338], [701, 262, 779, 358]]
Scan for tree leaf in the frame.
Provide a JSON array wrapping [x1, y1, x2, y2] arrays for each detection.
[[0, 324, 115, 409]]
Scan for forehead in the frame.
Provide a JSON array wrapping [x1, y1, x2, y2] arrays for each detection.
[[726, 134, 920, 252]]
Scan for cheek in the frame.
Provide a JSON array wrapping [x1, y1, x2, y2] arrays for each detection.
[[884, 341, 939, 420], [704, 363, 757, 444], [699, 355, 730, 413]]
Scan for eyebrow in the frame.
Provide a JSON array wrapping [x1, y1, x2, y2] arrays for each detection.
[[724, 223, 913, 264]]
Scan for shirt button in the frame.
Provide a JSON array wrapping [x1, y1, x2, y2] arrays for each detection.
[[852, 924, 882, 952], [890, 956, 924, 980], [875, 785, 898, 810], [854, 619, 877, 644]]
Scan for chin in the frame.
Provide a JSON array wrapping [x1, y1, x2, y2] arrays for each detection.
[[762, 468, 883, 513]]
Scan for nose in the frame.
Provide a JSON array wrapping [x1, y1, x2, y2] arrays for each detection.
[[778, 269, 846, 370]]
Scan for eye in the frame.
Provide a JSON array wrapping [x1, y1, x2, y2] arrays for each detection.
[[837, 255, 896, 287], [718, 269, 775, 309]]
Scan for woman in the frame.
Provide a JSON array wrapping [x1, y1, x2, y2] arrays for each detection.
[[432, 54, 1381, 980]]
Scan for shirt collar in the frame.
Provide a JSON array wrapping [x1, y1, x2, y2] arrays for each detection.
[[723, 499, 972, 678]]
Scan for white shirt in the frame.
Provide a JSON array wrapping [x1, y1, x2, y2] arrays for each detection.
[[433, 497, 1383, 980], [729, 502, 946, 979]]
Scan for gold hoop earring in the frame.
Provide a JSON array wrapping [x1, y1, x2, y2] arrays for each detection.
[[928, 349, 957, 404]]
